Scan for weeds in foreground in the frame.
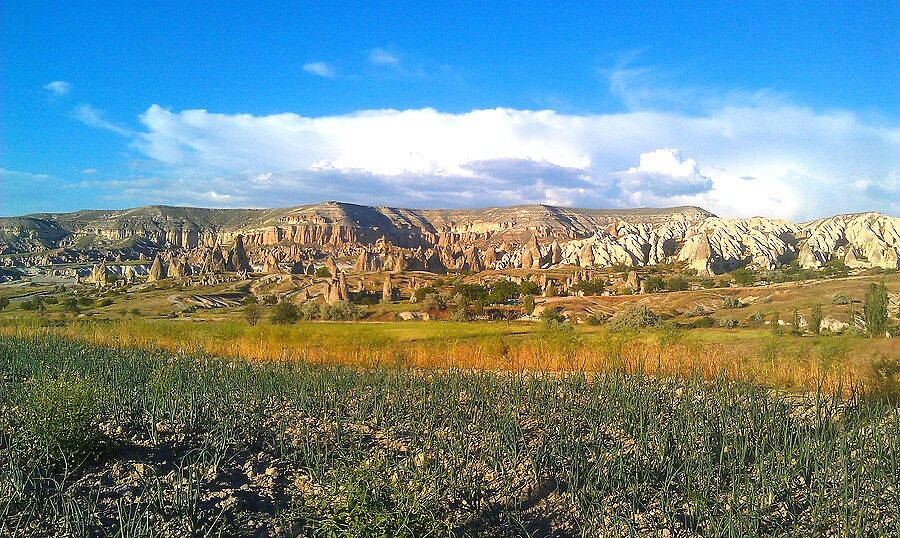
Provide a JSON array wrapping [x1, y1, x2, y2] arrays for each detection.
[[0, 335, 897, 536]]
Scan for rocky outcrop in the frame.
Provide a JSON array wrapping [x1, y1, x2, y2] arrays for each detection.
[[3, 201, 898, 278], [148, 254, 167, 282], [800, 213, 900, 270]]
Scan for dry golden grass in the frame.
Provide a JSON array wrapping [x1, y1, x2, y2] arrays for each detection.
[[2, 315, 892, 396]]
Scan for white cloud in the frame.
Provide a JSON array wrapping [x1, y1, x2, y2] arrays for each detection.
[[612, 148, 713, 201], [369, 48, 400, 65], [81, 168, 98, 175], [302, 62, 335, 78], [43, 81, 71, 96], [128, 102, 899, 219], [74, 104, 133, 136]]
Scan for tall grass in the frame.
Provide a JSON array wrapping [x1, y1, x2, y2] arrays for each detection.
[[0, 335, 897, 535], [0, 316, 884, 395]]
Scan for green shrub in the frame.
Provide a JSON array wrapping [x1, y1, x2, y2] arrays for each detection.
[[243, 304, 261, 325], [731, 268, 756, 286], [719, 318, 739, 329], [539, 307, 565, 326], [449, 306, 471, 322], [691, 316, 716, 329], [298, 302, 320, 321], [643, 276, 665, 293], [26, 374, 101, 459], [832, 292, 851, 305], [722, 296, 744, 309], [574, 278, 606, 296], [262, 294, 278, 306], [321, 302, 365, 321], [586, 313, 608, 326], [666, 276, 689, 292], [748, 312, 765, 324], [269, 302, 299, 324], [422, 293, 448, 312], [609, 304, 659, 331], [488, 280, 519, 304], [0, 297, 8, 310], [315, 266, 331, 278], [518, 281, 541, 296], [414, 286, 436, 302]]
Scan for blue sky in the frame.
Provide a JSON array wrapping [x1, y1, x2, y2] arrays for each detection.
[[2, 1, 898, 219]]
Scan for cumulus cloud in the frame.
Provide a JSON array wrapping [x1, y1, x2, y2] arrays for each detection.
[[43, 80, 71, 96], [612, 148, 713, 201], [124, 102, 899, 219], [302, 62, 335, 78], [74, 104, 133, 136]]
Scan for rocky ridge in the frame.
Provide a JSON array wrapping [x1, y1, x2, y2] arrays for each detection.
[[1, 203, 897, 277]]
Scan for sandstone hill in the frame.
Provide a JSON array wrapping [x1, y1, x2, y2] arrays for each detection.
[[1, 202, 897, 278]]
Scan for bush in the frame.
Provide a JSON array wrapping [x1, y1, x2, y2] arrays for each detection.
[[97, 298, 114, 307], [422, 293, 448, 312], [544, 283, 558, 297], [722, 296, 744, 309], [864, 282, 888, 337], [643, 276, 665, 293], [609, 304, 659, 331], [321, 302, 365, 321], [243, 304, 261, 325], [666, 276, 689, 292], [832, 292, 851, 305], [298, 302, 320, 321], [690, 316, 716, 329], [488, 280, 519, 304], [719, 318, 739, 329], [270, 302, 299, 324], [26, 374, 101, 459], [62, 297, 80, 313], [539, 307, 565, 326], [731, 268, 756, 286], [315, 266, 331, 278], [449, 306, 471, 322], [748, 311, 765, 324], [0, 297, 8, 310], [519, 281, 541, 296], [414, 286, 436, 303], [574, 279, 606, 296], [242, 294, 258, 305], [452, 283, 488, 304], [586, 313, 608, 326]]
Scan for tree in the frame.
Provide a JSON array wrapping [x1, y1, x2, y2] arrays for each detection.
[[522, 295, 535, 315], [489, 280, 519, 304], [666, 276, 689, 292], [791, 309, 801, 335], [643, 276, 665, 292], [574, 279, 605, 296], [810, 304, 822, 335], [0, 297, 9, 310], [315, 266, 331, 278], [243, 304, 261, 325], [518, 281, 541, 296], [269, 302, 299, 324], [864, 282, 889, 337], [770, 311, 780, 335], [731, 268, 756, 287]]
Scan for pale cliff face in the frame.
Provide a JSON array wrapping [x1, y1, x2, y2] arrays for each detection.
[[1, 203, 898, 275]]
